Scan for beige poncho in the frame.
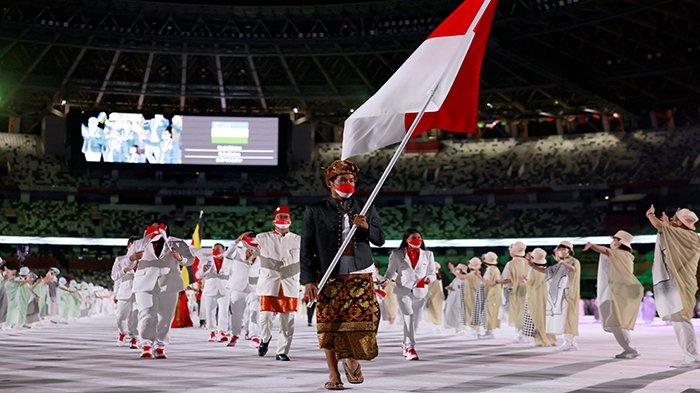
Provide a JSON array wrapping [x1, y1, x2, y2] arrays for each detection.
[[483, 265, 502, 331], [504, 257, 529, 329], [382, 281, 398, 324], [425, 278, 445, 326], [655, 222, 700, 320], [462, 271, 481, 326], [527, 267, 557, 346], [597, 249, 643, 331]]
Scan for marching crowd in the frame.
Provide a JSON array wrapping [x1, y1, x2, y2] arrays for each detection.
[[0, 264, 113, 329], [1, 160, 699, 391]]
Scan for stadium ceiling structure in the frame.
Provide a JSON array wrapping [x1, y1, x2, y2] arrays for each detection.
[[0, 0, 697, 135]]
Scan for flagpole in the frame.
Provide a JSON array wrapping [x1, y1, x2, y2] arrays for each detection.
[[310, 86, 439, 306]]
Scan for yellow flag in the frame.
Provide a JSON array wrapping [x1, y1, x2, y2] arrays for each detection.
[[181, 222, 201, 287]]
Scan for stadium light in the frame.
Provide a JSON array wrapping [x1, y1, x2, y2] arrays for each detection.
[[292, 107, 298, 114]]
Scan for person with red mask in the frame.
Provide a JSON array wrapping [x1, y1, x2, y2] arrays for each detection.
[[197, 243, 231, 343], [255, 205, 301, 361], [126, 222, 193, 359], [110, 236, 142, 349], [224, 230, 261, 349], [301, 160, 385, 390], [383, 228, 436, 360]]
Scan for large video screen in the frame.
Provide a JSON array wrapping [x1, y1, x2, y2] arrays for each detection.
[[79, 112, 279, 166]]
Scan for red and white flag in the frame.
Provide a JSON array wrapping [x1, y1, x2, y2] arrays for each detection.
[[341, 0, 498, 159]]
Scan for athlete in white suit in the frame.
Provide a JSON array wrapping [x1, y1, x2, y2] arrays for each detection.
[[197, 243, 232, 343], [126, 223, 193, 359], [256, 205, 301, 361], [224, 232, 261, 348], [383, 229, 437, 360], [110, 236, 141, 349]]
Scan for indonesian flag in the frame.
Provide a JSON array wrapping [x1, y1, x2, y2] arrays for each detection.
[[341, 0, 498, 159]]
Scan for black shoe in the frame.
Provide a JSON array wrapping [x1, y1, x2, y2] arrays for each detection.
[[276, 354, 291, 361], [258, 339, 271, 357]]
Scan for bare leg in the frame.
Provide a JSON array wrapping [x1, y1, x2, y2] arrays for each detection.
[[323, 349, 341, 382]]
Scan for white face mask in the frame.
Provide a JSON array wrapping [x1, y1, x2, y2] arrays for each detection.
[[274, 223, 291, 230]]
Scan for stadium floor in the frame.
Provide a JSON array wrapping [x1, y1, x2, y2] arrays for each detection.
[[1, 316, 699, 392]]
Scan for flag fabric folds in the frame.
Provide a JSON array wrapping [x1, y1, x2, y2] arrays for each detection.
[[341, 0, 498, 159]]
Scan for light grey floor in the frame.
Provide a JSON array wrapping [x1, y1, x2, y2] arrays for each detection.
[[1, 315, 699, 392]]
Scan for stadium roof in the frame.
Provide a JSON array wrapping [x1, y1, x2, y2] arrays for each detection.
[[0, 0, 696, 133]]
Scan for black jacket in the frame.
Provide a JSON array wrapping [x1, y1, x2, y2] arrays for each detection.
[[300, 196, 384, 285]]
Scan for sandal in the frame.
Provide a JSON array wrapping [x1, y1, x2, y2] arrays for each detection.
[[343, 361, 364, 384], [324, 380, 344, 390]]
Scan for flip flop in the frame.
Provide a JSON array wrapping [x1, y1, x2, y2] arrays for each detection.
[[324, 380, 344, 390], [343, 361, 364, 384]]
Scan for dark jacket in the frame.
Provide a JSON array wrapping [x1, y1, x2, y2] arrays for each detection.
[[300, 196, 384, 285]]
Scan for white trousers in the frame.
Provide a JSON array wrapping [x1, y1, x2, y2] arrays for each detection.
[[134, 286, 179, 348], [116, 297, 138, 338], [244, 292, 259, 336], [608, 327, 633, 352], [397, 294, 425, 347], [203, 294, 230, 333], [229, 290, 250, 336], [669, 313, 698, 361], [259, 311, 295, 355]]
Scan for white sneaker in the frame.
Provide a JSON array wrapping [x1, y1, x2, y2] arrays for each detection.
[[479, 333, 494, 339], [560, 342, 578, 351], [615, 349, 639, 359], [669, 358, 699, 368], [513, 335, 526, 344]]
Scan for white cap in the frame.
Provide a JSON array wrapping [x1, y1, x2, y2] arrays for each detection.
[[18, 266, 30, 276], [49, 267, 60, 275]]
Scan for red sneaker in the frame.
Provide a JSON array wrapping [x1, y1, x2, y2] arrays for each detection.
[[219, 332, 229, 343], [154, 347, 167, 359], [140, 345, 153, 359], [209, 331, 217, 342], [226, 335, 239, 347], [405, 347, 419, 361], [117, 332, 126, 346], [250, 336, 261, 348], [129, 337, 138, 349]]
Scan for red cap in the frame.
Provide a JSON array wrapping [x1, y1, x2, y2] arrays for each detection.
[[273, 205, 290, 218]]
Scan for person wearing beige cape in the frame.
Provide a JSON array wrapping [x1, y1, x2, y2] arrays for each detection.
[[499, 241, 530, 343], [453, 258, 481, 338], [424, 262, 444, 327], [524, 248, 557, 347], [546, 240, 581, 351], [584, 230, 644, 359], [443, 263, 464, 333], [646, 205, 700, 368], [481, 252, 501, 339]]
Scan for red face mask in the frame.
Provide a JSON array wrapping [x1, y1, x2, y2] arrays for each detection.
[[335, 183, 355, 198], [212, 249, 223, 258], [407, 238, 423, 248], [274, 218, 291, 229]]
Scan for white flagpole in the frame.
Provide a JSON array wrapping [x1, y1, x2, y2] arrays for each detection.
[[310, 86, 439, 306]]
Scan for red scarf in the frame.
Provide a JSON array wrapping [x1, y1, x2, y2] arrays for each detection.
[[406, 248, 420, 270], [214, 257, 223, 273]]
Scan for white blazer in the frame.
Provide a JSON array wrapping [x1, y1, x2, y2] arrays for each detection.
[[110, 255, 135, 300], [197, 251, 231, 297], [255, 231, 301, 297], [385, 248, 437, 299], [224, 242, 260, 293], [127, 237, 193, 294]]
